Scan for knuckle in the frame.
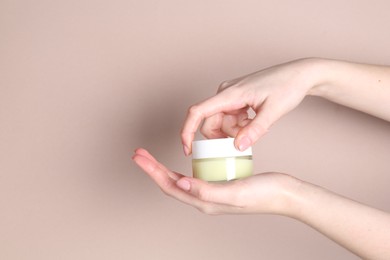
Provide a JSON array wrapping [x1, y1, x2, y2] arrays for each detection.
[[251, 123, 264, 138], [218, 80, 229, 90], [199, 125, 207, 137], [188, 105, 203, 117], [200, 123, 212, 137], [159, 180, 175, 197], [218, 80, 236, 93], [249, 121, 268, 139], [197, 188, 211, 202]]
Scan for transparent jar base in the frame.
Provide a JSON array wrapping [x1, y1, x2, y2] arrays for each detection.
[[192, 156, 253, 182]]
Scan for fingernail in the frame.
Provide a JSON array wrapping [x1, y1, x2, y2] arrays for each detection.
[[183, 145, 190, 156], [177, 179, 191, 191], [238, 136, 251, 151]]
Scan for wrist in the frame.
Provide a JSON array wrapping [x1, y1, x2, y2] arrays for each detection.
[[282, 177, 329, 221], [271, 173, 315, 219], [268, 174, 309, 217], [303, 57, 337, 98], [286, 57, 333, 98]]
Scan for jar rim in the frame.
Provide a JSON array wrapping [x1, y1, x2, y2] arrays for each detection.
[[192, 138, 252, 159]]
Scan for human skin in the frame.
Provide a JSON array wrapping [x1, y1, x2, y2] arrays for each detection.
[[133, 58, 390, 259], [181, 58, 390, 153]]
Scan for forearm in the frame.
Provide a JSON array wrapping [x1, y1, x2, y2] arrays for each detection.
[[307, 58, 390, 121], [286, 180, 390, 260]]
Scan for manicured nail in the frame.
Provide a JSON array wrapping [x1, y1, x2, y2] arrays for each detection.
[[183, 145, 190, 156], [238, 136, 251, 151], [177, 179, 191, 191]]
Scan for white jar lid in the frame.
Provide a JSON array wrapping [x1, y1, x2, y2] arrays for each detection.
[[192, 138, 252, 159]]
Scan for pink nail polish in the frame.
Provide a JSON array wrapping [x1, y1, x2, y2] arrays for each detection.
[[238, 136, 251, 151], [177, 179, 191, 191]]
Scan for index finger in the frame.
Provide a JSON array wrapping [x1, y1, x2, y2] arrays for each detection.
[[181, 92, 247, 155]]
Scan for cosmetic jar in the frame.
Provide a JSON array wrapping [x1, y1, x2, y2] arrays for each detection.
[[192, 138, 253, 182]]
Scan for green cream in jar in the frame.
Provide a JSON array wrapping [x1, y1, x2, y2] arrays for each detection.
[[192, 138, 253, 182]]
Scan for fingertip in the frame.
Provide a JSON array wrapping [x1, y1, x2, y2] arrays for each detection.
[[183, 144, 191, 156], [133, 148, 160, 163], [235, 135, 252, 151], [235, 122, 269, 150], [132, 153, 146, 164], [132, 152, 141, 161], [132, 150, 143, 162], [134, 147, 148, 156], [181, 132, 193, 156], [132, 154, 155, 173], [131, 153, 144, 167]]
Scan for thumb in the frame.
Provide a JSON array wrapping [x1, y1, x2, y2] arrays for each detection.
[[235, 102, 279, 151], [176, 177, 241, 206]]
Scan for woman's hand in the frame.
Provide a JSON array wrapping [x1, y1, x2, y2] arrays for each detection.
[[133, 148, 390, 260], [134, 57, 390, 259], [181, 58, 318, 155], [132, 148, 300, 216], [181, 58, 390, 155]]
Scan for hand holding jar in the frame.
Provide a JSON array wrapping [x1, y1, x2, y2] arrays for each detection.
[[133, 58, 390, 260]]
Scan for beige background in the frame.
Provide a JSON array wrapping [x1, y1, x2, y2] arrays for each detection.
[[1, 0, 390, 259]]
